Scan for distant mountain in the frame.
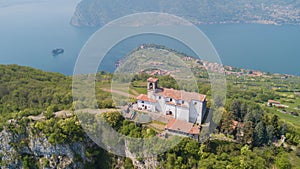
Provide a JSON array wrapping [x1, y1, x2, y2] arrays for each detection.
[[71, 0, 300, 27], [0, 0, 45, 8]]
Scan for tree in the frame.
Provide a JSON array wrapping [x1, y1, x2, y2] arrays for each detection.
[[45, 105, 58, 119], [220, 111, 235, 135], [271, 115, 280, 138], [165, 153, 176, 168], [229, 100, 242, 121], [184, 141, 199, 157], [124, 158, 134, 169], [253, 121, 267, 146], [198, 144, 206, 158], [266, 125, 275, 145], [241, 145, 250, 155], [279, 123, 288, 136], [144, 128, 156, 137], [275, 153, 292, 169], [240, 103, 248, 122], [101, 111, 123, 130], [240, 121, 253, 144]]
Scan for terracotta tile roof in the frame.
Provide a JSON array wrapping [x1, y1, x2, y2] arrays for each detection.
[[189, 126, 200, 135], [166, 101, 175, 105], [157, 88, 206, 102], [165, 101, 188, 108], [231, 120, 244, 129], [231, 120, 239, 130], [165, 118, 177, 129], [147, 77, 159, 83], [268, 100, 281, 104], [137, 94, 157, 103], [165, 118, 200, 135]]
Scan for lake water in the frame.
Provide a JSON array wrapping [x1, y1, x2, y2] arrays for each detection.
[[0, 0, 97, 75], [0, 0, 300, 76]]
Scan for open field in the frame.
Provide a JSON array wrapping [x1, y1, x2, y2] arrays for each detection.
[[270, 109, 300, 130], [288, 151, 300, 169]]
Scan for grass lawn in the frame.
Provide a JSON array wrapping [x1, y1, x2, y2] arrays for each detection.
[[288, 151, 300, 169], [133, 87, 147, 95], [146, 121, 166, 132], [269, 109, 300, 130]]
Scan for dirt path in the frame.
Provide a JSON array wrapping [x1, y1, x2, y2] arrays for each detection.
[[101, 88, 136, 98], [75, 108, 121, 114], [130, 89, 140, 96]]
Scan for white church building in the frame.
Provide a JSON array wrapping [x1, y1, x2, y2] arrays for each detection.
[[137, 77, 207, 125]]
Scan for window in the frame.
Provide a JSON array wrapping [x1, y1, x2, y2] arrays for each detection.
[[166, 111, 173, 115], [159, 96, 161, 99], [149, 83, 153, 90], [194, 101, 197, 105], [142, 101, 144, 103], [170, 98, 173, 102], [182, 101, 184, 104]]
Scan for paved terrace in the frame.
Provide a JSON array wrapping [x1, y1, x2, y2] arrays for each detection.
[[130, 104, 173, 123]]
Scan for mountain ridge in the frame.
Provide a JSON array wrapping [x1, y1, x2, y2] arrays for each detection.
[[71, 0, 300, 27]]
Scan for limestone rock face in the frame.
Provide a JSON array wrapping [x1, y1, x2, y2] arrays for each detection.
[[0, 128, 89, 169]]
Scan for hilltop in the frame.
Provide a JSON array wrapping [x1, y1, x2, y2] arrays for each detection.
[[0, 44, 300, 168]]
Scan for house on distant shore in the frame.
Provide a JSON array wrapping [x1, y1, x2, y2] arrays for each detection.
[[268, 100, 281, 107], [268, 100, 288, 108], [136, 77, 207, 139]]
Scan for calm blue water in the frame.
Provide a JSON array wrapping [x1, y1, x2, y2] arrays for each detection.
[[0, 0, 300, 76], [0, 0, 97, 75], [200, 24, 300, 76]]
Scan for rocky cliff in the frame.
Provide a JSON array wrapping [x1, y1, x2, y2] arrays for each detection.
[[0, 117, 117, 169], [0, 127, 86, 168]]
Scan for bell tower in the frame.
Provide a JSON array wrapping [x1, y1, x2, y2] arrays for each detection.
[[147, 77, 158, 98], [147, 77, 158, 90]]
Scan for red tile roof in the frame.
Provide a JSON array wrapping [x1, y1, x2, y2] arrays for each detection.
[[165, 118, 200, 135], [231, 120, 244, 129], [166, 101, 176, 105], [231, 120, 239, 130], [165, 118, 177, 129], [157, 88, 206, 102], [137, 94, 157, 103], [147, 77, 159, 83], [189, 126, 201, 135], [268, 100, 281, 104], [165, 101, 188, 108]]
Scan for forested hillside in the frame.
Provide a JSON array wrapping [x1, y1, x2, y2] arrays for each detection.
[[0, 53, 300, 168], [0, 64, 72, 112], [0, 65, 122, 168], [0, 65, 72, 128], [71, 0, 300, 27]]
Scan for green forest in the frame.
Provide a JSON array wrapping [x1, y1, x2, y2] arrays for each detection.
[[0, 62, 300, 168]]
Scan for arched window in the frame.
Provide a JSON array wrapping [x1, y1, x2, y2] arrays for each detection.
[[149, 83, 153, 90]]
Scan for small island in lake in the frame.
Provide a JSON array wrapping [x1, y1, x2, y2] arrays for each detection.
[[52, 48, 64, 56]]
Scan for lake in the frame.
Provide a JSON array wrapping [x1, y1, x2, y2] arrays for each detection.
[[0, 0, 97, 75], [0, 0, 299, 76]]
